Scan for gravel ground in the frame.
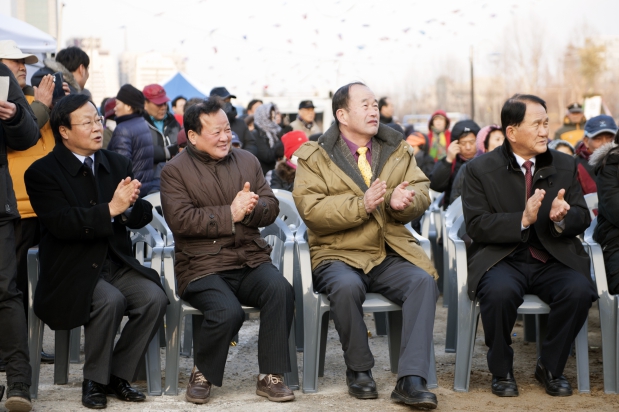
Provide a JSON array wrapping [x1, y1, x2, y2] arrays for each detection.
[[4, 297, 619, 412]]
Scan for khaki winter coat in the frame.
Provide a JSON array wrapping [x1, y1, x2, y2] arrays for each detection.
[[293, 123, 437, 279]]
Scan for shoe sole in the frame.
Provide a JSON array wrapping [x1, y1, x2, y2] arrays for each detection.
[[185, 393, 210, 404], [534, 371, 572, 397], [391, 390, 437, 409], [256, 389, 295, 402], [5, 397, 33, 412], [491, 388, 519, 397], [348, 389, 378, 399]]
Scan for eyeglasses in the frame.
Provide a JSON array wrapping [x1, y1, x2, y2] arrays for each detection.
[[71, 117, 104, 130]]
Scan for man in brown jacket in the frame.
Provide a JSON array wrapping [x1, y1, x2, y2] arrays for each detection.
[[160, 98, 295, 404], [293, 82, 439, 409]]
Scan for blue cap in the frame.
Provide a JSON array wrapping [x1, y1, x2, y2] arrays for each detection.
[[584, 115, 618, 138]]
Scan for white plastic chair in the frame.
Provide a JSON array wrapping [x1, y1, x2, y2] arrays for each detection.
[[584, 193, 598, 221], [442, 197, 463, 352], [450, 215, 590, 393], [297, 222, 438, 393], [28, 225, 165, 398], [584, 217, 618, 393], [162, 218, 299, 395]]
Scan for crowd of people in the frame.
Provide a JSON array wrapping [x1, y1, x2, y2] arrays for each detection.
[[0, 40, 618, 412]]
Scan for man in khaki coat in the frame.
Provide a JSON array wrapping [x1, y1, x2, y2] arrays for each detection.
[[293, 82, 439, 409]]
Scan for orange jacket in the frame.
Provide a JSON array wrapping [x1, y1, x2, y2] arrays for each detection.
[[8, 94, 55, 219]]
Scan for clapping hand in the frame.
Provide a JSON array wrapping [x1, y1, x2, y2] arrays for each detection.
[[390, 181, 416, 211], [549, 189, 570, 222], [364, 179, 387, 214], [231, 182, 259, 222]]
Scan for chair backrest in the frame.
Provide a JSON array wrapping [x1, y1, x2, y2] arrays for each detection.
[[130, 224, 165, 267], [150, 210, 174, 246], [272, 189, 302, 230], [143, 192, 161, 208], [445, 196, 463, 225], [584, 192, 598, 220], [295, 223, 315, 299]]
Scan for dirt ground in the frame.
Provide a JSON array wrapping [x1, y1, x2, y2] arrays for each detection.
[[5, 296, 619, 412]]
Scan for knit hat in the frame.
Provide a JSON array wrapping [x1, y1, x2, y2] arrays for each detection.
[[406, 133, 426, 147], [451, 120, 481, 141], [281, 130, 308, 163], [548, 139, 575, 154], [117, 84, 145, 110]]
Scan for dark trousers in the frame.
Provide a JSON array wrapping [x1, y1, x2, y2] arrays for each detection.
[[476, 248, 597, 378], [313, 256, 439, 380], [182, 262, 294, 387], [14, 217, 40, 317], [83, 260, 167, 385], [0, 220, 31, 386]]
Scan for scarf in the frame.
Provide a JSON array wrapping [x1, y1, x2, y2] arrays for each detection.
[[254, 103, 281, 148], [429, 128, 447, 160]]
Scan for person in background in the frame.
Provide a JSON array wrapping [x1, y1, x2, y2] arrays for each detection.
[[0, 40, 58, 368], [385, 122, 404, 137], [378, 96, 394, 124], [430, 120, 480, 209], [171, 96, 187, 127], [404, 125, 435, 177], [290, 100, 321, 138], [450, 124, 505, 204], [31, 46, 89, 95], [574, 115, 618, 195], [244, 114, 255, 131], [142, 84, 180, 177], [590, 130, 619, 294], [210, 87, 257, 155], [271, 130, 307, 191], [252, 103, 284, 176], [108, 84, 158, 196], [548, 139, 575, 156], [231, 133, 242, 149], [241, 99, 262, 120], [554, 102, 586, 146], [427, 110, 451, 161], [0, 60, 41, 412], [102, 98, 116, 149]]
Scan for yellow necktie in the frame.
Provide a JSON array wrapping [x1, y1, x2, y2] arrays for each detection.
[[356, 147, 372, 186]]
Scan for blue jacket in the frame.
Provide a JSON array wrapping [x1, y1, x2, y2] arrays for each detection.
[[108, 114, 158, 196]]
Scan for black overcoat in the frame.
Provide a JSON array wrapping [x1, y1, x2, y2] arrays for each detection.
[[24, 143, 163, 330], [462, 141, 591, 300]]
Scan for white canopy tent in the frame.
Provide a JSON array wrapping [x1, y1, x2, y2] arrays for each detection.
[[0, 13, 57, 54]]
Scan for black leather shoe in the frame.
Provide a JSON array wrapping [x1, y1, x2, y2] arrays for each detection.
[[345, 368, 378, 399], [491, 370, 519, 397], [5, 382, 32, 412], [82, 379, 107, 409], [40, 351, 55, 364], [535, 359, 573, 396], [106, 375, 146, 402], [391, 375, 437, 409]]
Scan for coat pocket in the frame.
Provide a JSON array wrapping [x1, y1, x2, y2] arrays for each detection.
[[182, 243, 222, 257]]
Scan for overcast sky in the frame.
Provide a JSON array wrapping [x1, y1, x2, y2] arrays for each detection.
[[58, 0, 619, 100]]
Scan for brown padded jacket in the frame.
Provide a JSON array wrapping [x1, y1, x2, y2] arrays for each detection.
[[160, 145, 279, 297]]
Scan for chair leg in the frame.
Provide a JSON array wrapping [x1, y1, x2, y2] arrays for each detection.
[[445, 265, 458, 353], [145, 330, 163, 396], [427, 338, 438, 389], [386, 311, 403, 374], [28, 315, 44, 399], [524, 314, 537, 343], [180, 315, 192, 357], [54, 330, 71, 385], [293, 254, 304, 352], [69, 327, 81, 363], [453, 302, 478, 392], [302, 300, 323, 393], [374, 312, 388, 336], [534, 314, 549, 359], [283, 318, 299, 390], [158, 318, 166, 348], [318, 312, 329, 378], [163, 304, 183, 395], [574, 318, 590, 393]]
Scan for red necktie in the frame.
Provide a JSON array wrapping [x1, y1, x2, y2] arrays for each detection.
[[523, 161, 549, 263]]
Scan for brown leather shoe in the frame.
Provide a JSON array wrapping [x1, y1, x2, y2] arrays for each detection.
[[256, 374, 295, 402], [185, 366, 211, 404]]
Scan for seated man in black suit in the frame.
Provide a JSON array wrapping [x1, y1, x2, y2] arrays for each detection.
[[25, 94, 168, 409], [462, 94, 598, 397]]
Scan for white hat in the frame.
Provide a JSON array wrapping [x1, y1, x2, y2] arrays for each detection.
[[0, 40, 38, 65]]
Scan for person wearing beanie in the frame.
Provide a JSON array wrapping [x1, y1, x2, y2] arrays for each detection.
[[572, 114, 618, 195], [271, 130, 308, 191], [450, 124, 505, 204], [548, 139, 575, 156], [430, 119, 480, 208], [108, 84, 159, 196]]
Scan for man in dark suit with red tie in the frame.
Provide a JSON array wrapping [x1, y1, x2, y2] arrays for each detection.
[[462, 94, 598, 398]]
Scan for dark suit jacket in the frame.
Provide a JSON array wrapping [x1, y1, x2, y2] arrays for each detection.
[[462, 141, 591, 300], [25, 143, 163, 330]]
